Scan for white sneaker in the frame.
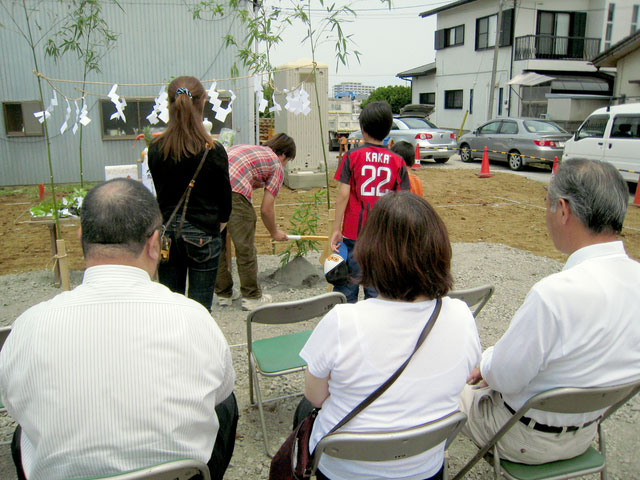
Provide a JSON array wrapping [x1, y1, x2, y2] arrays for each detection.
[[217, 296, 233, 307], [241, 294, 273, 311], [216, 289, 241, 307]]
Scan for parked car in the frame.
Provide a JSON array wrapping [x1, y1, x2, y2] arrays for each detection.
[[348, 115, 457, 163], [562, 103, 640, 184], [458, 118, 571, 171]]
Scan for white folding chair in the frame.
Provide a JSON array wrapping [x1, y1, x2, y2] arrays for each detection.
[[0, 325, 11, 413], [247, 292, 347, 456], [312, 411, 468, 480], [70, 459, 210, 480], [449, 284, 494, 318], [453, 379, 640, 480]]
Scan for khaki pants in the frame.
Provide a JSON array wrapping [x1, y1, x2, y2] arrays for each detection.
[[459, 385, 597, 464], [215, 193, 262, 299]]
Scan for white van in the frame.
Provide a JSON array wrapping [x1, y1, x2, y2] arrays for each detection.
[[562, 103, 640, 183]]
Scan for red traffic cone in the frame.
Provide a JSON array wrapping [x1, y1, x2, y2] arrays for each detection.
[[477, 146, 494, 178], [412, 143, 421, 170], [38, 184, 45, 201], [632, 174, 640, 208], [552, 156, 559, 174]]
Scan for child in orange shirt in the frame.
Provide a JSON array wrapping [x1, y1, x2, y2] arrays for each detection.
[[391, 141, 423, 197]]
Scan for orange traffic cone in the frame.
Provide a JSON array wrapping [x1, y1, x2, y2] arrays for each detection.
[[552, 156, 559, 174], [412, 143, 421, 170], [477, 146, 494, 178], [632, 174, 640, 208]]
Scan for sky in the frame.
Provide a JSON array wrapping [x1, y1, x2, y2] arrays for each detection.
[[268, 0, 445, 91]]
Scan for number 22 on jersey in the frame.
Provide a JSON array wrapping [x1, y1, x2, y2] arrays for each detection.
[[360, 165, 392, 197]]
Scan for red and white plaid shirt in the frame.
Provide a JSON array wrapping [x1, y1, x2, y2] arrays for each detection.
[[227, 144, 284, 202]]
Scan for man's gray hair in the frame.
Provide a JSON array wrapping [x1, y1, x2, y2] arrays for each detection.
[[81, 178, 162, 258], [547, 158, 628, 234]]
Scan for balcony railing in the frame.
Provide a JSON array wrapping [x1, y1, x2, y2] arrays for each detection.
[[514, 35, 601, 61]]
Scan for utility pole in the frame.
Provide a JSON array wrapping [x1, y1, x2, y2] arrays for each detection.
[[487, 0, 504, 120]]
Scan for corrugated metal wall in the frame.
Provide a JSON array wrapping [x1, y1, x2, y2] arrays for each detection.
[[0, 0, 254, 186]]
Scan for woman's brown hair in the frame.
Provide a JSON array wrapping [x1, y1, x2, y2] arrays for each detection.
[[154, 76, 212, 160], [355, 191, 453, 301]]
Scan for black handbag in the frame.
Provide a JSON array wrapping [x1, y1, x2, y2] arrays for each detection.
[[159, 147, 209, 263], [269, 298, 443, 480]]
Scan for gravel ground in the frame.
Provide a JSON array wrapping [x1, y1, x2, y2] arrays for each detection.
[[1, 244, 638, 479]]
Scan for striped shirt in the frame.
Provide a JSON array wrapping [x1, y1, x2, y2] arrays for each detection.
[[227, 144, 284, 202], [0, 265, 235, 480]]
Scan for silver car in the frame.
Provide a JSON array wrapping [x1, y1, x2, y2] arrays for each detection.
[[348, 116, 457, 163], [458, 118, 571, 171]]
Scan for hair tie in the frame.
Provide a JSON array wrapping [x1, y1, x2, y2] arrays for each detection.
[[175, 87, 192, 99]]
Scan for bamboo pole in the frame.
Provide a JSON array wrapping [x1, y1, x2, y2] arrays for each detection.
[[55, 239, 70, 291]]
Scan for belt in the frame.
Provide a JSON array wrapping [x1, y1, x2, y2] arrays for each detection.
[[503, 402, 599, 434]]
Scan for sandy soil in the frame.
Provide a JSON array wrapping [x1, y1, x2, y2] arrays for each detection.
[[1, 169, 639, 275]]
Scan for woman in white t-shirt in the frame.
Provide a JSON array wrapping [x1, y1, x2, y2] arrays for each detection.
[[297, 191, 482, 480]]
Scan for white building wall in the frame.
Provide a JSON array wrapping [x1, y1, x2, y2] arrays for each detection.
[[412, 75, 437, 105], [615, 49, 640, 99]]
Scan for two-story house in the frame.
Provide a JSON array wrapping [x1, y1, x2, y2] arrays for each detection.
[[398, 0, 639, 131]]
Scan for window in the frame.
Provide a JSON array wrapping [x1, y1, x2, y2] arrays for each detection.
[[2, 101, 44, 136], [469, 89, 474, 114], [435, 24, 464, 49], [611, 115, 640, 138], [498, 88, 504, 116], [605, 3, 615, 48], [444, 90, 463, 109], [576, 115, 609, 140], [99, 97, 232, 140], [632, 5, 639, 33], [500, 121, 518, 134], [419, 92, 435, 105], [475, 9, 513, 50], [536, 11, 587, 58], [478, 121, 501, 134]]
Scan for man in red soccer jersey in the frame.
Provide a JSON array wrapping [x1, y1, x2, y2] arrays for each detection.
[[330, 101, 410, 303]]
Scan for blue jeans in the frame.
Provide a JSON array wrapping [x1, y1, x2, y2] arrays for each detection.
[[332, 238, 377, 303], [159, 219, 221, 312]]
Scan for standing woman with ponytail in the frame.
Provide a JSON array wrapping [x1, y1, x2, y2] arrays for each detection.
[[149, 76, 231, 311]]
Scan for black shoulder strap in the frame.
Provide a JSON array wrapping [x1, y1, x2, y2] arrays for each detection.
[[163, 147, 210, 236]]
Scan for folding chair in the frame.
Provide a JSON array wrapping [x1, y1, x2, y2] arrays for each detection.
[[0, 325, 11, 413], [449, 284, 494, 318], [453, 379, 640, 480], [71, 458, 210, 480], [247, 292, 347, 456], [312, 411, 467, 480]]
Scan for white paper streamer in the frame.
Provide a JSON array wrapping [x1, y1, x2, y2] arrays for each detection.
[[254, 76, 268, 113], [33, 89, 58, 124], [269, 94, 282, 115], [147, 87, 168, 125], [72, 100, 80, 135], [79, 99, 91, 126], [108, 84, 127, 123], [59, 99, 72, 135], [214, 90, 235, 122]]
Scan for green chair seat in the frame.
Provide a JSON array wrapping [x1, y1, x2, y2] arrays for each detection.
[[252, 330, 312, 374], [500, 447, 604, 480]]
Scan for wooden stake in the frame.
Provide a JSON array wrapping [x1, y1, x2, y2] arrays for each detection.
[[55, 239, 71, 291]]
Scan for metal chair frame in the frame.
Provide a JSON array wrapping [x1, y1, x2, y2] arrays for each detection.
[[246, 292, 346, 457], [312, 411, 468, 480], [453, 380, 640, 480], [70, 458, 211, 480], [449, 285, 495, 318]]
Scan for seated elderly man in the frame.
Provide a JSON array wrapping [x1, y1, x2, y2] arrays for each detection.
[[462, 158, 640, 464], [0, 178, 237, 480]]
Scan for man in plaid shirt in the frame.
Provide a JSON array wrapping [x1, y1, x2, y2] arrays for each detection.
[[215, 133, 296, 311]]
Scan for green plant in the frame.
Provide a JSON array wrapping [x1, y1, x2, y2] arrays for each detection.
[[279, 189, 325, 267], [45, 0, 123, 188], [360, 85, 412, 113], [30, 187, 87, 217]]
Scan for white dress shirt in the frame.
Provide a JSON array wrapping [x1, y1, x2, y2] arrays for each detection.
[[481, 241, 640, 426], [0, 265, 235, 480], [301, 297, 481, 480]]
